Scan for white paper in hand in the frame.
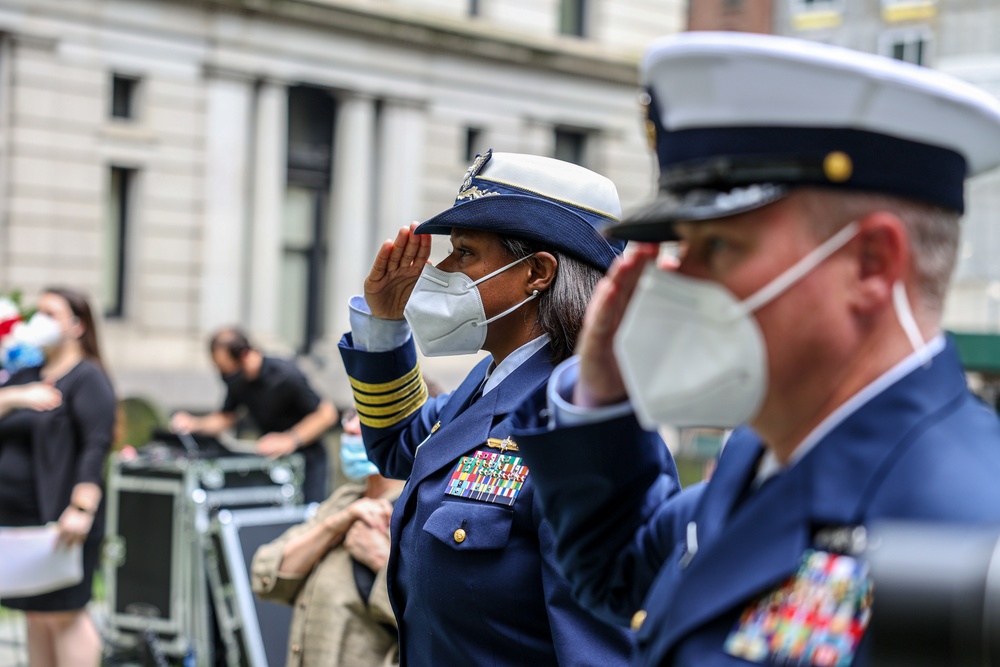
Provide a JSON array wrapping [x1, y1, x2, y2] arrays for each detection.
[[0, 524, 83, 598]]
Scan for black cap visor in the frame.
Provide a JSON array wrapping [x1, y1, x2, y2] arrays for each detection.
[[608, 183, 790, 242]]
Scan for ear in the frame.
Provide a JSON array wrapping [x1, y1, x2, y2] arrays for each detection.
[[850, 212, 910, 316], [525, 252, 558, 296], [69, 316, 85, 341]]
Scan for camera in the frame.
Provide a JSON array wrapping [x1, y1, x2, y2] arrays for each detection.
[[866, 522, 1000, 666]]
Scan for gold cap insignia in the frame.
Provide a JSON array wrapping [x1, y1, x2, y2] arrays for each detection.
[[823, 151, 853, 183], [458, 148, 494, 195]]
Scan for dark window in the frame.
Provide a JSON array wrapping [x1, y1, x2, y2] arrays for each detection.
[[554, 128, 588, 167], [104, 167, 134, 318], [111, 74, 138, 120], [465, 127, 483, 162], [559, 0, 586, 37], [283, 85, 337, 354], [469, 0, 480, 17], [889, 35, 928, 66]]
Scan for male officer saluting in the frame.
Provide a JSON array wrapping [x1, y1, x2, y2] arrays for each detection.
[[512, 32, 1000, 666]]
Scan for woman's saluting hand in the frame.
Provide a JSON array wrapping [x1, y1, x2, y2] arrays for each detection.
[[365, 223, 433, 320]]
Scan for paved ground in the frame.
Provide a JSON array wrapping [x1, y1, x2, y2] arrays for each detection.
[[0, 615, 26, 667], [0, 602, 109, 667]]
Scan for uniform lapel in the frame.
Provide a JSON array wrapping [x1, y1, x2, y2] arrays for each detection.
[[643, 339, 971, 659], [689, 430, 762, 549], [644, 439, 810, 653], [434, 356, 492, 427], [408, 346, 553, 489]]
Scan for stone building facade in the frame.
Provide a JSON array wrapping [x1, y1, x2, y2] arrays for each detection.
[[688, 0, 774, 33], [772, 0, 1000, 337], [0, 0, 683, 411]]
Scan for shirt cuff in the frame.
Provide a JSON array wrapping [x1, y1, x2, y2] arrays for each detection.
[[349, 296, 413, 353], [547, 356, 634, 429]]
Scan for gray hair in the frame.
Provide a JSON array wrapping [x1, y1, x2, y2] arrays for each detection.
[[499, 236, 604, 363], [797, 188, 960, 316]]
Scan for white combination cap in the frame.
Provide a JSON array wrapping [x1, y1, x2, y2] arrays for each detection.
[[611, 31, 1000, 241], [416, 149, 625, 270]]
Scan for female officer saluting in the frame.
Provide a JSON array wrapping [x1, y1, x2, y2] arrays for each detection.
[[338, 150, 663, 666]]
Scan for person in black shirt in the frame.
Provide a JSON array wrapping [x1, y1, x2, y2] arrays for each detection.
[[171, 327, 338, 502], [0, 287, 116, 667]]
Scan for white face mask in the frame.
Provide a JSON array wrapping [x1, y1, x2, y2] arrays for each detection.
[[403, 255, 539, 357], [614, 222, 862, 430], [23, 313, 62, 349]]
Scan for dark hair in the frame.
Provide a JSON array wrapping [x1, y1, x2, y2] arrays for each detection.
[[499, 237, 604, 363], [209, 327, 253, 362], [42, 286, 105, 370]]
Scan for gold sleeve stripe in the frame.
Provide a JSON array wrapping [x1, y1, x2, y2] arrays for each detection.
[[353, 377, 425, 406], [348, 363, 421, 394], [354, 383, 426, 416], [357, 384, 429, 429]]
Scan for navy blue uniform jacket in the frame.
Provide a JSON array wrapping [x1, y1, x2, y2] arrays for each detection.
[[339, 334, 636, 666], [512, 340, 1000, 666]]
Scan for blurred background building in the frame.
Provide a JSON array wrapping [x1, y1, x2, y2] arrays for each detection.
[[0, 0, 684, 414], [686, 0, 1000, 408], [773, 1, 1000, 395], [3, 0, 1000, 429]]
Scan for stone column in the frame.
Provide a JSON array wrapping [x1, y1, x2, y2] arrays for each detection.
[[0, 35, 15, 285], [326, 92, 377, 342], [200, 69, 253, 333], [247, 79, 287, 344], [376, 98, 427, 244]]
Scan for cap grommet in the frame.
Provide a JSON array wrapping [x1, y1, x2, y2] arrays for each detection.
[[823, 151, 853, 183]]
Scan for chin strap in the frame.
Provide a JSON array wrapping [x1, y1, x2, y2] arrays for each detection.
[[893, 280, 931, 365]]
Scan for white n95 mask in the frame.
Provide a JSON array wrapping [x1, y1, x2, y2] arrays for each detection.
[[403, 255, 539, 357], [614, 222, 860, 430], [24, 313, 62, 349]]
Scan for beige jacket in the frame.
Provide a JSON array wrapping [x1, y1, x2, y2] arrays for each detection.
[[251, 484, 399, 667]]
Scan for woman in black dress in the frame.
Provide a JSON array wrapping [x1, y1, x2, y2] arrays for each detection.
[[0, 287, 116, 667]]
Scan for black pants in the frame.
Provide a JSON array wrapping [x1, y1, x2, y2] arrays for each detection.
[[300, 440, 328, 503]]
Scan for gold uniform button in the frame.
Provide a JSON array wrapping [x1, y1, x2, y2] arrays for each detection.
[[823, 151, 853, 183], [631, 609, 647, 632], [291, 643, 301, 655], [453, 528, 467, 543]]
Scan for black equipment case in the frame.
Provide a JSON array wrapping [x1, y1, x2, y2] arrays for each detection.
[[103, 441, 303, 665]]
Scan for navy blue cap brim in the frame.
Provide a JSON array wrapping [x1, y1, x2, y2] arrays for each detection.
[[414, 194, 624, 271], [610, 184, 790, 242]]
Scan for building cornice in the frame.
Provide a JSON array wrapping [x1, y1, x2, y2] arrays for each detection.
[[209, 0, 640, 85]]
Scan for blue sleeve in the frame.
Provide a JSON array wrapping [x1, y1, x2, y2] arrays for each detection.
[[338, 332, 447, 480], [534, 503, 634, 664], [348, 295, 413, 353], [512, 384, 686, 625]]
